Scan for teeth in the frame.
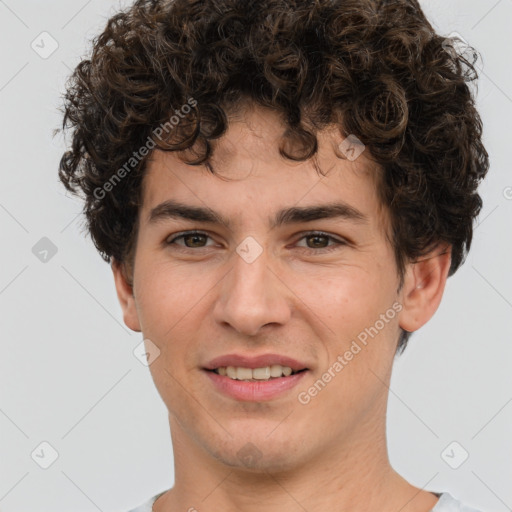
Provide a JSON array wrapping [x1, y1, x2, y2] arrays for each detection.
[[236, 367, 252, 380], [216, 365, 297, 380], [253, 367, 270, 379], [270, 364, 283, 377]]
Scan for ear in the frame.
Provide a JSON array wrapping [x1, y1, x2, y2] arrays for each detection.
[[111, 259, 142, 332], [398, 243, 452, 334]]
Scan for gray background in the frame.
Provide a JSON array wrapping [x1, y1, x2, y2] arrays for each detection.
[[0, 1, 511, 511]]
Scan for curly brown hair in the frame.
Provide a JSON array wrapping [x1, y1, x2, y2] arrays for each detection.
[[57, 0, 489, 354]]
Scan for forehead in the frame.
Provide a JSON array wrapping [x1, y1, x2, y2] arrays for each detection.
[[140, 105, 387, 232]]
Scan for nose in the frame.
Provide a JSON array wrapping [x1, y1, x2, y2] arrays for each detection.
[[212, 241, 292, 337]]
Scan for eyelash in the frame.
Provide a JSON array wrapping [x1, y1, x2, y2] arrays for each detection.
[[165, 230, 347, 254]]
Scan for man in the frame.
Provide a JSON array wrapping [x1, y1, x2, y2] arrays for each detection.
[[58, 0, 489, 510]]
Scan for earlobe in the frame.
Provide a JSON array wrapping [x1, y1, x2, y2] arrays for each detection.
[[111, 259, 142, 332], [398, 244, 452, 334]]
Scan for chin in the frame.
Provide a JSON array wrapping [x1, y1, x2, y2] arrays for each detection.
[[215, 450, 300, 473], [207, 433, 310, 474]]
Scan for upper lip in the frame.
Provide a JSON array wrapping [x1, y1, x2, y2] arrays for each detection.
[[204, 353, 309, 372]]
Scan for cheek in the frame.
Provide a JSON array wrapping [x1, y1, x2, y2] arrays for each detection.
[[295, 265, 384, 332], [299, 270, 398, 422], [136, 260, 205, 321], [135, 263, 208, 411], [298, 260, 400, 364], [133, 260, 210, 374]]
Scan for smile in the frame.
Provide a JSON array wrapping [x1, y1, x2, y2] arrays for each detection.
[[212, 365, 304, 381], [204, 367, 309, 401]]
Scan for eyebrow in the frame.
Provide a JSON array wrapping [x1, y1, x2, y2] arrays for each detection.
[[147, 199, 368, 229]]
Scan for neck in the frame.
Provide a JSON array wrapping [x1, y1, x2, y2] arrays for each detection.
[[153, 408, 439, 512]]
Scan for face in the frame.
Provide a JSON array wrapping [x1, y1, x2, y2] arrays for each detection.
[[114, 104, 429, 473]]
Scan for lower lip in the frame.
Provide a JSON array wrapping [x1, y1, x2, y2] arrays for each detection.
[[204, 369, 308, 401]]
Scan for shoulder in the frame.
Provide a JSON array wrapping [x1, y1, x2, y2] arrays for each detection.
[[125, 490, 167, 512], [126, 490, 485, 512], [433, 492, 485, 512]]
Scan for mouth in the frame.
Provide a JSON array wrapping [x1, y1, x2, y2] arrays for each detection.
[[202, 354, 310, 401], [206, 365, 308, 382]]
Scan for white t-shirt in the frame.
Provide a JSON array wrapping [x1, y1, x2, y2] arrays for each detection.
[[127, 491, 484, 512]]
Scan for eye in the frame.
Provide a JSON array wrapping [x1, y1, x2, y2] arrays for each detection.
[[294, 231, 347, 253], [166, 231, 216, 249]]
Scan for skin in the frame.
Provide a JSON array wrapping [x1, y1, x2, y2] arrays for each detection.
[[112, 102, 452, 512]]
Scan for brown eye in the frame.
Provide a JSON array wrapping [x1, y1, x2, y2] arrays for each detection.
[[305, 234, 330, 248], [166, 231, 213, 248], [295, 231, 347, 253]]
